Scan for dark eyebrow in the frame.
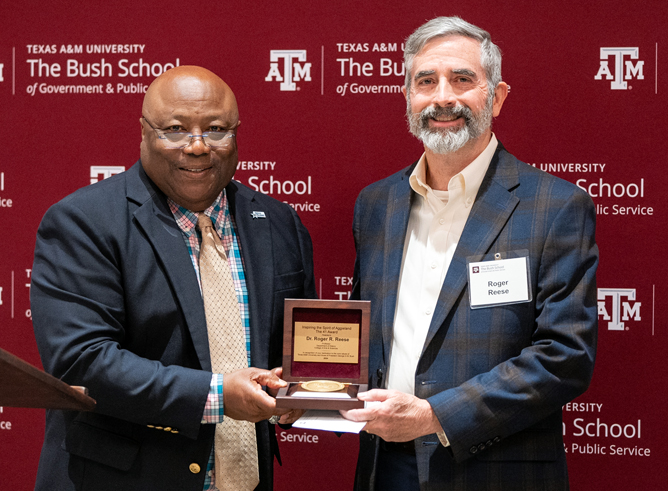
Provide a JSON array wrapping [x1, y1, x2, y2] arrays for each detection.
[[452, 68, 477, 78], [414, 70, 436, 81]]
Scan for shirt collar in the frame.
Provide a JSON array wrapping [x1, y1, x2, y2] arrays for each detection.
[[168, 190, 228, 237], [410, 133, 498, 204]]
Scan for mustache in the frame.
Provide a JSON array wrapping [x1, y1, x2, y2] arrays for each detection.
[[418, 104, 474, 127]]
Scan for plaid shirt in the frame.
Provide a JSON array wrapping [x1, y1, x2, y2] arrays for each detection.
[[168, 190, 250, 491]]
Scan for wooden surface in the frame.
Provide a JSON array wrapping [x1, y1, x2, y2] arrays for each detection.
[[275, 383, 368, 410], [0, 347, 96, 411]]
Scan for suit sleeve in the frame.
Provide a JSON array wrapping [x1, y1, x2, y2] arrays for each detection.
[[428, 188, 598, 463], [31, 198, 211, 440]]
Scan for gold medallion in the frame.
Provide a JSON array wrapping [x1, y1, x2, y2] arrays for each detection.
[[301, 380, 346, 392]]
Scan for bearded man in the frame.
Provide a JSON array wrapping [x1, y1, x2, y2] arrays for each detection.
[[341, 17, 598, 491]]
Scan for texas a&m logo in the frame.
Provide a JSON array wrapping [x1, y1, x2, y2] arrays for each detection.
[[265, 50, 312, 91], [594, 48, 644, 90], [90, 166, 125, 184], [597, 288, 641, 331]]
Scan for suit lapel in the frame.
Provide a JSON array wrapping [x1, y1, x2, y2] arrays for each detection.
[[127, 163, 211, 371], [422, 146, 521, 352], [227, 182, 273, 370], [381, 172, 413, 366]]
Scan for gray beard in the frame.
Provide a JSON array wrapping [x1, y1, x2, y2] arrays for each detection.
[[407, 95, 494, 154]]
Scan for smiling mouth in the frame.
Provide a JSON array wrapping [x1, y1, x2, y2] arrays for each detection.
[[432, 115, 461, 122], [182, 167, 211, 173]]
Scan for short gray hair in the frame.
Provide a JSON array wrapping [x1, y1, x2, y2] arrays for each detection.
[[404, 16, 502, 91]]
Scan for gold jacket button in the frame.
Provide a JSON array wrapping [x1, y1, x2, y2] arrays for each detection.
[[189, 463, 201, 474], [163, 427, 172, 432]]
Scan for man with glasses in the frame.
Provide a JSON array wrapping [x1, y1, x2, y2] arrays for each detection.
[[341, 17, 598, 490], [31, 66, 315, 491]]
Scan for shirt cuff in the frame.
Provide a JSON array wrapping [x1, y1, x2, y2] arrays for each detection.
[[437, 430, 450, 447], [201, 373, 224, 424]]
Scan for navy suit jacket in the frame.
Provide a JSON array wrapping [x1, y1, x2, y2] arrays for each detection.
[[352, 143, 598, 491], [31, 161, 316, 491]]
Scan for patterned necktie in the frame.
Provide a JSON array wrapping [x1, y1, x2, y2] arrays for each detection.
[[198, 213, 259, 491]]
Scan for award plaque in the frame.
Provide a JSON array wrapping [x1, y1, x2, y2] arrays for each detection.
[[276, 298, 370, 410]]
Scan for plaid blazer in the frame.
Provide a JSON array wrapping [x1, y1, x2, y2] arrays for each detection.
[[352, 142, 598, 491]]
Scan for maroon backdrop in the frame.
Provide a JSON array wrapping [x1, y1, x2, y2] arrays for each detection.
[[1, 1, 666, 489]]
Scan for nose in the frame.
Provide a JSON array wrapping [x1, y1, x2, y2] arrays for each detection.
[[183, 135, 211, 156], [433, 79, 457, 107]]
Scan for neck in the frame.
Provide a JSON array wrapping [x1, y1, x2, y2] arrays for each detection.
[[424, 132, 492, 190]]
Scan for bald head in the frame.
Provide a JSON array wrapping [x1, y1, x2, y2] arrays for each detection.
[[142, 65, 238, 125], [139, 65, 241, 212]]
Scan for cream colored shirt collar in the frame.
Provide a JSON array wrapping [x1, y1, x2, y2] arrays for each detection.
[[409, 134, 499, 211]]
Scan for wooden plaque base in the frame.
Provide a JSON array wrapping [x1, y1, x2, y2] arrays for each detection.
[[0, 347, 96, 411]]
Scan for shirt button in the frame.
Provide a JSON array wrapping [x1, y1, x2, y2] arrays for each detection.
[[465, 198, 473, 207], [425, 309, 431, 315], [189, 463, 201, 474], [431, 263, 437, 269], [439, 218, 445, 225]]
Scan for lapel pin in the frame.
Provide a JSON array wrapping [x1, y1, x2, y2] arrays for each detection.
[[251, 211, 266, 219]]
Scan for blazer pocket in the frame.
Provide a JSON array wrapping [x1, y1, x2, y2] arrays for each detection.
[[475, 429, 558, 462], [274, 270, 305, 293], [64, 420, 140, 471]]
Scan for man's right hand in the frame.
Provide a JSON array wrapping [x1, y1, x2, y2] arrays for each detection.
[[222, 367, 289, 422]]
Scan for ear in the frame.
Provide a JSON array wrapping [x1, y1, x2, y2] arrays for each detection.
[[492, 82, 509, 117], [140, 118, 147, 141], [402, 85, 408, 101]]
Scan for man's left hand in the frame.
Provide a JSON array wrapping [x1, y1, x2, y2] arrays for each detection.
[[340, 389, 442, 442]]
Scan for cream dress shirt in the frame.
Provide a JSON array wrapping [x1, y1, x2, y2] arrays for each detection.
[[387, 135, 499, 444]]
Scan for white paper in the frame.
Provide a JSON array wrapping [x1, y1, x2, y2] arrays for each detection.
[[293, 410, 366, 433], [292, 402, 380, 434]]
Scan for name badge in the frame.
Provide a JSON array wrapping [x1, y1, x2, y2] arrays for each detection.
[[467, 254, 531, 309]]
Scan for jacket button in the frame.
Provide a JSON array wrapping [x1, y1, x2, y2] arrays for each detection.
[[478, 443, 486, 452], [470, 446, 478, 454], [163, 427, 172, 432], [189, 463, 201, 474], [486, 440, 493, 447], [376, 368, 383, 379], [493, 436, 501, 443]]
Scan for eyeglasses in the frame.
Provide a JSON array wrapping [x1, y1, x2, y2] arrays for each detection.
[[142, 116, 237, 149]]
